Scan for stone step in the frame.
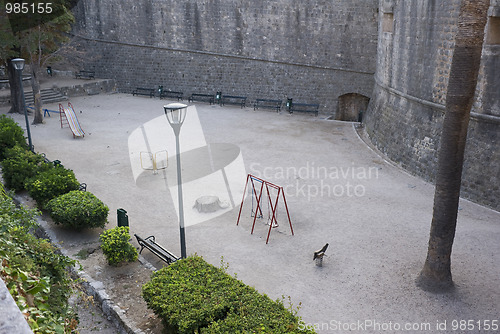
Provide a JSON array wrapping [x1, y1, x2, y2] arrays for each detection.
[[24, 88, 67, 105]]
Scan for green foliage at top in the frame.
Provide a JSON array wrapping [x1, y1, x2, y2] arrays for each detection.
[[0, 0, 17, 65], [0, 195, 77, 333], [0, 115, 27, 160], [142, 256, 315, 334], [1, 145, 51, 191], [99, 226, 138, 266], [0, 0, 75, 64], [46, 190, 109, 230], [24, 165, 80, 208]]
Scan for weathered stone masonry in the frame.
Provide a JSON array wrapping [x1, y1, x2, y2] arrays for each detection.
[[364, 0, 500, 210], [71, 0, 378, 116]]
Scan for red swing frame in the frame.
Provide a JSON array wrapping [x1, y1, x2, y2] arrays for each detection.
[[236, 174, 294, 244]]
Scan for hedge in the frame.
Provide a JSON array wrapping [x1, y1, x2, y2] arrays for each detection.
[[142, 256, 315, 334], [24, 165, 80, 208], [46, 190, 109, 230], [0, 114, 26, 160], [1, 145, 51, 191]]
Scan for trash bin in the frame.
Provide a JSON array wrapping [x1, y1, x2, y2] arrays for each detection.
[[117, 208, 129, 227]]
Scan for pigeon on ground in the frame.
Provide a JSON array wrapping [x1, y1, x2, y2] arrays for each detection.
[[313, 243, 329, 260]]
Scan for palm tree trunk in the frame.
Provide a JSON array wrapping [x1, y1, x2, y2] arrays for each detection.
[[417, 0, 490, 292]]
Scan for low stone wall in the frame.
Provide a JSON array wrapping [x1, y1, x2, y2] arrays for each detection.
[[55, 79, 117, 97], [0, 279, 34, 334]]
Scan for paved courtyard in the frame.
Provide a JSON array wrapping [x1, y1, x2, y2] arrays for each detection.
[[3, 91, 499, 333]]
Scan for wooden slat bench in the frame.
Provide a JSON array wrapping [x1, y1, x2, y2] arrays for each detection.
[[188, 93, 215, 105], [134, 234, 179, 265], [221, 95, 247, 108], [253, 99, 282, 112], [75, 70, 95, 80], [132, 88, 155, 98], [160, 90, 184, 101], [289, 102, 320, 116]]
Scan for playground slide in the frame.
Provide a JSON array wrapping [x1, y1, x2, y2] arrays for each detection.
[[61, 103, 85, 138]]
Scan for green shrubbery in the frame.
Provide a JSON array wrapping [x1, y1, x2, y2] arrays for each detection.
[[142, 256, 315, 334], [25, 166, 80, 208], [99, 226, 138, 265], [46, 190, 109, 230], [0, 114, 27, 159], [1, 145, 50, 191], [0, 195, 78, 333]]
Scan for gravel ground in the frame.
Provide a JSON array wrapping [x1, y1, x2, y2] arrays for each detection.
[[2, 87, 499, 334]]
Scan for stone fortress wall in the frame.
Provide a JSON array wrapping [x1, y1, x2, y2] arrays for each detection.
[[71, 0, 378, 118], [364, 0, 500, 210], [71, 0, 499, 210]]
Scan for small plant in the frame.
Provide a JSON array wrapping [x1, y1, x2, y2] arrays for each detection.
[[1, 145, 50, 191], [24, 165, 80, 208], [46, 190, 109, 230], [0, 114, 26, 160], [99, 226, 138, 266]]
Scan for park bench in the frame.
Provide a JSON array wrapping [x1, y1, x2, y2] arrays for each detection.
[[134, 234, 179, 265], [289, 102, 320, 116], [221, 95, 247, 108], [188, 93, 215, 105], [132, 87, 155, 98], [160, 90, 184, 101], [75, 70, 95, 80], [253, 99, 282, 112]]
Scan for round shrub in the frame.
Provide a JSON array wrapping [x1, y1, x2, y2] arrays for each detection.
[[99, 226, 138, 265], [0, 115, 26, 160], [24, 166, 80, 208], [1, 145, 50, 191], [46, 190, 109, 230]]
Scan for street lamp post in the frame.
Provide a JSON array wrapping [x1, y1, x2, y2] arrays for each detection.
[[164, 102, 188, 259], [11, 58, 33, 151]]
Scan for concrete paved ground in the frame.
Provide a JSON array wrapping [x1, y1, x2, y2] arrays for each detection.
[[2, 91, 499, 333]]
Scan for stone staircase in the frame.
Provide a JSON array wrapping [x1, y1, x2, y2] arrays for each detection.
[[24, 88, 67, 105]]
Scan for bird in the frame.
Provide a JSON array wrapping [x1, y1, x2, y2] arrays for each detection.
[[313, 243, 329, 260]]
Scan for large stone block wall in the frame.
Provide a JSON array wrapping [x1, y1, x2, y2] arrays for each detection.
[[71, 0, 379, 116], [365, 0, 500, 210]]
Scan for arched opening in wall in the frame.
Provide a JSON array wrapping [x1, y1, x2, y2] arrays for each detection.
[[486, 16, 500, 45], [337, 93, 370, 122], [382, 13, 394, 33]]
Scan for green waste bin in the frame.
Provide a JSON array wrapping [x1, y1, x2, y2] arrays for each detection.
[[117, 208, 129, 227]]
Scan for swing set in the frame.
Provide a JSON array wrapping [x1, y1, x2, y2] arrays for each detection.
[[236, 174, 294, 244]]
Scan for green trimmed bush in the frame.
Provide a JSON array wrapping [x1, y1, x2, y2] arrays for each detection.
[[46, 190, 109, 230], [1, 145, 51, 191], [99, 226, 138, 265], [142, 256, 315, 334], [24, 165, 80, 208], [0, 114, 26, 160]]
